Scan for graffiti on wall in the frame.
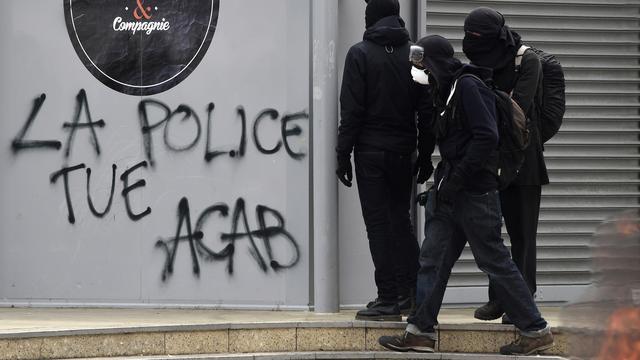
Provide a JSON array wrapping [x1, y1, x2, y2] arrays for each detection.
[[10, 89, 308, 281]]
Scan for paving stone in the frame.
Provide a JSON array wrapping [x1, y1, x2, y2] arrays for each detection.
[[229, 328, 296, 353], [0, 338, 42, 360], [374, 351, 442, 359], [314, 351, 382, 359], [438, 329, 516, 354], [67, 351, 569, 360], [544, 331, 569, 356], [41, 333, 164, 358], [165, 330, 228, 355], [439, 353, 515, 360], [297, 328, 366, 352]]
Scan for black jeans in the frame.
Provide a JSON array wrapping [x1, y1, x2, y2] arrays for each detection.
[[354, 150, 419, 301], [489, 185, 542, 302], [408, 188, 547, 333]]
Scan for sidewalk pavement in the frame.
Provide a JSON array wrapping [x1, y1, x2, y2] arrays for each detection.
[[0, 306, 563, 336]]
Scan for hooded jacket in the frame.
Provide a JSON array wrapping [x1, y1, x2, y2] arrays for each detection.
[[418, 35, 499, 191], [462, 7, 548, 185], [337, 14, 433, 157], [462, 7, 521, 70]]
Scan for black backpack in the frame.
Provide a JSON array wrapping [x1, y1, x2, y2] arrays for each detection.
[[445, 74, 529, 189], [516, 45, 566, 143]]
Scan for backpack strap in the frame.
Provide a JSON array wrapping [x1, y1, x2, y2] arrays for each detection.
[[445, 74, 483, 107], [442, 74, 485, 118], [515, 45, 530, 68]]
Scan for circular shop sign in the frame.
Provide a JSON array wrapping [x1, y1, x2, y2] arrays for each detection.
[[64, 0, 220, 96]]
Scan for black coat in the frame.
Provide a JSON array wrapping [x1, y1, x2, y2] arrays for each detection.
[[436, 65, 500, 192], [337, 16, 432, 156], [493, 50, 549, 186]]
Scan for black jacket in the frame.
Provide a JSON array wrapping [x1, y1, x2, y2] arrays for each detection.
[[337, 16, 432, 156], [493, 50, 549, 186], [436, 65, 499, 192]]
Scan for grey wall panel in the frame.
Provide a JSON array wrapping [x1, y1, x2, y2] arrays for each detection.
[[0, 0, 311, 308]]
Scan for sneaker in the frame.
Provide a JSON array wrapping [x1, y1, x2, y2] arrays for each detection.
[[501, 313, 513, 325], [356, 301, 401, 321], [397, 295, 415, 316], [500, 333, 554, 355], [378, 331, 435, 352], [474, 300, 504, 321]]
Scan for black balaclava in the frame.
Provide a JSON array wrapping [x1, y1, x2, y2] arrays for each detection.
[[462, 7, 522, 70], [417, 35, 462, 106], [365, 0, 400, 28]]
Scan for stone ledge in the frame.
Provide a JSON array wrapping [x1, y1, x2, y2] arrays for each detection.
[[1, 321, 548, 340], [70, 351, 568, 360], [0, 324, 568, 360]]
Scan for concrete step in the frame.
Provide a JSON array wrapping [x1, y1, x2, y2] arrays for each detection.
[[0, 322, 568, 360], [0, 308, 568, 360], [69, 351, 568, 359]]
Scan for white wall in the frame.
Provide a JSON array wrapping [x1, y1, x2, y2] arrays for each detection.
[[0, 0, 310, 308]]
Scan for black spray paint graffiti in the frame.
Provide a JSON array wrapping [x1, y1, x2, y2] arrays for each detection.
[[11, 89, 305, 279], [49, 161, 151, 224], [11, 94, 62, 152], [155, 197, 300, 281], [139, 99, 308, 167], [13, 89, 308, 162], [12, 90, 106, 155]]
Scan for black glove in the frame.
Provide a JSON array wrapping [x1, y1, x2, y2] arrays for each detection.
[[437, 171, 464, 205], [416, 191, 429, 206], [414, 156, 434, 184], [336, 154, 353, 187]]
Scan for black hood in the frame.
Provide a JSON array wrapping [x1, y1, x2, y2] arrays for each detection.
[[462, 7, 522, 70], [363, 15, 410, 46], [417, 35, 462, 103], [365, 0, 400, 29], [456, 63, 493, 83]]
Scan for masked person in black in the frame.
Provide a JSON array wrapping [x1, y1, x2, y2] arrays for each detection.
[[336, 0, 434, 321], [378, 35, 553, 356], [462, 7, 547, 324]]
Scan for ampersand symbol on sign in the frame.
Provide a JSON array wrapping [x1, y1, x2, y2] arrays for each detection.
[[133, 0, 152, 20]]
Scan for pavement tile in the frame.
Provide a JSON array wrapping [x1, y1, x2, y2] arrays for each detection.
[[296, 321, 354, 329], [0, 338, 42, 360], [374, 351, 442, 359], [165, 330, 228, 355], [314, 351, 376, 359], [362, 321, 407, 329], [297, 328, 365, 352], [40, 333, 164, 358], [440, 354, 515, 360], [438, 329, 516, 354], [229, 328, 296, 353], [545, 331, 568, 356]]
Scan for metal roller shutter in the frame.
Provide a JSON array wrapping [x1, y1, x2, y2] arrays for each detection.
[[422, 0, 640, 304]]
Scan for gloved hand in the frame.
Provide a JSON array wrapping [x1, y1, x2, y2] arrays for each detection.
[[413, 156, 434, 184], [416, 191, 429, 206], [336, 154, 353, 187], [437, 171, 464, 206]]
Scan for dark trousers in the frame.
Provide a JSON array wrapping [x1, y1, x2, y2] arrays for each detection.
[[354, 150, 420, 301], [408, 188, 547, 333], [489, 185, 542, 301]]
